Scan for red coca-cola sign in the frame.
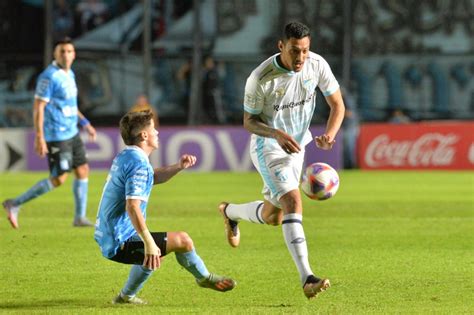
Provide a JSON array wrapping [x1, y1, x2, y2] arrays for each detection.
[[358, 122, 474, 169]]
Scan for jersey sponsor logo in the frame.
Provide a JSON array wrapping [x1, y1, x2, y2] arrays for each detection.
[[273, 92, 315, 112], [61, 105, 77, 117], [61, 80, 78, 99]]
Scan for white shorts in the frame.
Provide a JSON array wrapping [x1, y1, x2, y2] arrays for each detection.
[[250, 142, 305, 208]]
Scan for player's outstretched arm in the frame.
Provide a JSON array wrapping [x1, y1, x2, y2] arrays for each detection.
[[153, 154, 197, 184], [315, 89, 345, 150], [126, 199, 161, 270]]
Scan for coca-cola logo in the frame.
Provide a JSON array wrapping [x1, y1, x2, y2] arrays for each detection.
[[365, 133, 459, 167]]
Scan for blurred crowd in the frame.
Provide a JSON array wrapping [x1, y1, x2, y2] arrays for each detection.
[[53, 0, 110, 41]]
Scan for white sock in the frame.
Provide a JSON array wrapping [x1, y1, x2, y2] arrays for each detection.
[[282, 213, 313, 285], [225, 201, 265, 224]]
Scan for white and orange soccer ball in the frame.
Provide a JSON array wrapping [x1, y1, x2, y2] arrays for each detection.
[[301, 162, 340, 201]]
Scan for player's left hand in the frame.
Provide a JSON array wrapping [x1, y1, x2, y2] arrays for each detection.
[[179, 154, 197, 169], [85, 124, 97, 142], [315, 134, 336, 150], [143, 245, 161, 270]]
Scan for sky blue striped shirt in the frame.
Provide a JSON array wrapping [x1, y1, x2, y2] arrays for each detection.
[[94, 146, 154, 258], [34, 61, 79, 142]]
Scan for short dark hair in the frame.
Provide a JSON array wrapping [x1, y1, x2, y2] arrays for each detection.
[[119, 110, 154, 145], [282, 22, 310, 41], [54, 36, 74, 49]]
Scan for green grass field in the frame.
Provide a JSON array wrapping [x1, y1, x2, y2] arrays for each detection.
[[0, 170, 473, 314]]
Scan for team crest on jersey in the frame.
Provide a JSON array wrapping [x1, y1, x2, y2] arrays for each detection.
[[274, 87, 285, 98]]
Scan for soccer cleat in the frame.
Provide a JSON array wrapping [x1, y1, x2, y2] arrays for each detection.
[[73, 217, 94, 227], [303, 275, 330, 299], [196, 273, 237, 292], [218, 202, 240, 247], [3, 199, 20, 229], [112, 293, 147, 305]]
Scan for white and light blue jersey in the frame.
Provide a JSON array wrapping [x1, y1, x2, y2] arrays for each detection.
[[244, 52, 339, 151], [94, 146, 154, 258], [35, 61, 79, 142]]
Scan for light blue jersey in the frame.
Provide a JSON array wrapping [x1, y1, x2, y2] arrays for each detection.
[[94, 146, 154, 258], [34, 61, 79, 142]]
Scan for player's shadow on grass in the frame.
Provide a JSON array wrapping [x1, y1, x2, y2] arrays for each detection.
[[268, 303, 294, 308], [0, 299, 121, 310]]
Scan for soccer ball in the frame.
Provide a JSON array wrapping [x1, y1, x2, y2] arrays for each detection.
[[301, 162, 340, 200]]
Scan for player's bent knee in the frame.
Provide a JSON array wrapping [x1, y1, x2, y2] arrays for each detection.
[[266, 217, 282, 226], [50, 176, 67, 187], [263, 212, 283, 226], [74, 163, 89, 178], [177, 231, 194, 251]]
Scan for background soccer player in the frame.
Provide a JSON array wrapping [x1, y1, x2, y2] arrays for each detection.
[[2, 37, 96, 228], [95, 110, 236, 304], [218, 22, 345, 299]]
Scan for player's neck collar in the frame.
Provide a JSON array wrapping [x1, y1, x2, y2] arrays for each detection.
[[126, 145, 150, 158], [52, 61, 70, 73], [273, 55, 295, 74]]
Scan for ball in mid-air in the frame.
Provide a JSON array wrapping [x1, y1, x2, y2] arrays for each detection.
[[301, 162, 340, 200]]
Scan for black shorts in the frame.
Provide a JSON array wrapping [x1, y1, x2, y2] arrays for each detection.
[[46, 134, 87, 177], [110, 232, 168, 265]]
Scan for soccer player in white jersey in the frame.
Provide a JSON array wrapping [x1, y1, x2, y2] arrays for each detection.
[[95, 110, 236, 305], [2, 37, 96, 228], [218, 22, 345, 299]]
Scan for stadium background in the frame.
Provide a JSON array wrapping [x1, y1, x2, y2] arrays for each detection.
[[0, 0, 473, 172], [0, 2, 472, 313]]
